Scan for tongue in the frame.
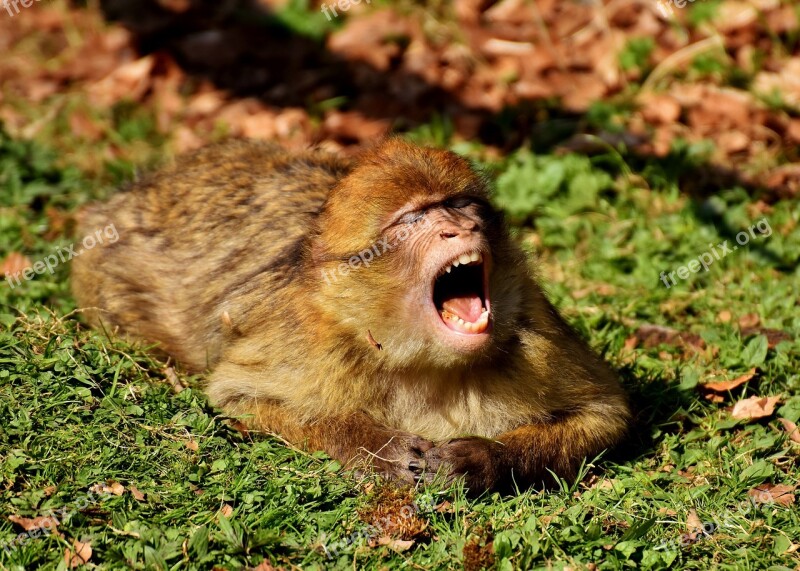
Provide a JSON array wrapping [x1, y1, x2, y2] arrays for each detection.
[[442, 295, 483, 323]]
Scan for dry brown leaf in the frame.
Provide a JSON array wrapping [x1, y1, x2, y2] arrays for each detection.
[[64, 540, 92, 568], [435, 500, 454, 513], [376, 536, 415, 551], [1, 252, 32, 278], [228, 419, 251, 438], [754, 58, 800, 111], [68, 110, 103, 142], [778, 418, 800, 443], [323, 111, 390, 143], [90, 481, 125, 496], [8, 514, 59, 532], [738, 313, 761, 329], [686, 509, 703, 533], [731, 395, 780, 420], [44, 207, 76, 240], [88, 55, 155, 107], [633, 324, 706, 351], [637, 93, 681, 125], [748, 483, 796, 506], [220, 504, 234, 518], [702, 368, 756, 392], [740, 327, 792, 349], [130, 486, 145, 501], [787, 119, 800, 144]]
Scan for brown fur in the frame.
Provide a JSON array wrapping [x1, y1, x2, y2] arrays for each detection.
[[72, 138, 630, 493]]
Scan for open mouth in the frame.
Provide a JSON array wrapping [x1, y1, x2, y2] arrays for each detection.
[[433, 251, 490, 335]]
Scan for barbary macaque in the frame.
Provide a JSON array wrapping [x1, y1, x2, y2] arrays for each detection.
[[72, 138, 630, 493]]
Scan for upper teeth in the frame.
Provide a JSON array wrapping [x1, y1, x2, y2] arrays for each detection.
[[446, 251, 482, 273]]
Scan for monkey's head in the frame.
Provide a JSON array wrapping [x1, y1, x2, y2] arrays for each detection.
[[312, 139, 529, 368]]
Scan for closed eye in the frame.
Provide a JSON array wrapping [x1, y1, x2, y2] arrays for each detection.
[[397, 210, 426, 225]]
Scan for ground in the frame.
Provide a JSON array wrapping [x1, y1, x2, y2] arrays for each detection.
[[0, 1, 799, 570]]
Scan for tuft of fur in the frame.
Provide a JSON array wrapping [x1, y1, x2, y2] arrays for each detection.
[[72, 138, 630, 492]]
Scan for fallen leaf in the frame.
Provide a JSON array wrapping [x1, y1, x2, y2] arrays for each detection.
[[778, 418, 800, 443], [632, 324, 706, 352], [435, 500, 453, 513], [220, 504, 234, 518], [228, 419, 250, 438], [717, 310, 733, 323], [129, 486, 145, 501], [702, 368, 757, 392], [637, 93, 681, 124], [88, 55, 155, 107], [748, 483, 796, 506], [686, 509, 703, 533], [376, 536, 415, 551], [8, 514, 59, 532], [44, 207, 76, 240], [64, 540, 92, 568], [740, 326, 792, 349], [68, 110, 103, 142], [731, 396, 781, 420], [738, 313, 760, 329], [90, 481, 125, 496], [1, 252, 32, 278]]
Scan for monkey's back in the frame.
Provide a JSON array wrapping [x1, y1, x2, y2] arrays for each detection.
[[72, 140, 352, 370]]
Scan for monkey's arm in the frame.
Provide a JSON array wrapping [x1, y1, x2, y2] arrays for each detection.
[[425, 400, 629, 493], [224, 399, 433, 483]]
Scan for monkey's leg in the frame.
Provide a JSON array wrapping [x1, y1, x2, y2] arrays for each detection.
[[425, 409, 627, 493], [229, 399, 434, 484]]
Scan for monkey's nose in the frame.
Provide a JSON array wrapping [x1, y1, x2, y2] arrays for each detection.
[[440, 221, 479, 239]]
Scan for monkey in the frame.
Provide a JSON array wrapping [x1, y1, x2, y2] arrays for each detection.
[[71, 138, 630, 493]]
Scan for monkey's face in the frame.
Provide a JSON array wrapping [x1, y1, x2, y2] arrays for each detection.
[[314, 140, 525, 368]]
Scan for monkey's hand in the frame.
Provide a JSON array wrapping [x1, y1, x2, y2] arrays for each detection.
[[423, 437, 505, 493], [362, 431, 434, 485]]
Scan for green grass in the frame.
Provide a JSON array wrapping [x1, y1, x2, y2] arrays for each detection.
[[1, 118, 798, 570], [2, 0, 800, 566]]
